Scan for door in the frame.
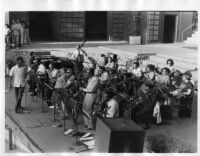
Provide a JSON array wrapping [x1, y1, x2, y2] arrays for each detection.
[[163, 15, 176, 43], [85, 12, 107, 41]]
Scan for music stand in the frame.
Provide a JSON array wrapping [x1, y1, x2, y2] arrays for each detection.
[[71, 101, 92, 146]]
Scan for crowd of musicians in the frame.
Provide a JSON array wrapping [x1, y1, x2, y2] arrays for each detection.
[[8, 46, 194, 130]]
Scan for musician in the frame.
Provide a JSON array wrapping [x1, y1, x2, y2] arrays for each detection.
[[45, 62, 58, 106], [103, 92, 119, 118], [133, 81, 155, 129], [144, 64, 156, 81], [54, 67, 68, 89], [155, 67, 171, 86], [170, 71, 193, 99], [99, 66, 109, 85], [105, 57, 115, 69], [9, 56, 28, 114], [33, 58, 48, 98], [128, 62, 143, 80], [47, 62, 58, 85], [166, 59, 175, 74], [27, 52, 35, 69], [99, 54, 107, 66], [36, 58, 46, 75], [81, 68, 100, 130], [60, 68, 76, 118]]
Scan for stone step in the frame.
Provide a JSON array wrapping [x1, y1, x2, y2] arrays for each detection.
[[184, 31, 198, 44]]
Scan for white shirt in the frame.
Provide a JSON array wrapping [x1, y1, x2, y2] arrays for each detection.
[[100, 71, 109, 82], [50, 69, 58, 78], [37, 64, 46, 74], [106, 99, 119, 118], [167, 65, 175, 73], [128, 67, 142, 79], [9, 65, 27, 87]]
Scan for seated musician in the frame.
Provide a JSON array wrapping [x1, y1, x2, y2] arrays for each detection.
[[170, 71, 193, 99], [155, 67, 171, 87], [104, 92, 119, 118], [36, 58, 48, 98], [99, 54, 107, 66], [36, 58, 46, 75], [81, 68, 100, 130], [27, 52, 35, 68], [45, 62, 58, 106], [47, 62, 58, 85], [61, 68, 76, 118], [105, 57, 115, 69], [128, 62, 143, 80], [166, 59, 175, 75], [53, 67, 68, 113], [144, 64, 156, 81], [54, 67, 68, 89], [133, 81, 155, 129]]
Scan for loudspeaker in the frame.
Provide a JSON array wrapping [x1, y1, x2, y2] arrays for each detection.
[[94, 117, 145, 153]]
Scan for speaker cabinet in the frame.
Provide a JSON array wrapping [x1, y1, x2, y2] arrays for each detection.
[[94, 117, 145, 153]]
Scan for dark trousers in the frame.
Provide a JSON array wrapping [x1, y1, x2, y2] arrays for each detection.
[[14, 87, 25, 111]]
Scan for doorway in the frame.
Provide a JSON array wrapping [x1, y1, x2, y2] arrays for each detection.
[[85, 12, 107, 41], [163, 15, 176, 43], [29, 12, 53, 41]]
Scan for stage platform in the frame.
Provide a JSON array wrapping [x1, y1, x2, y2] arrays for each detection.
[[5, 43, 198, 153], [5, 75, 198, 153]]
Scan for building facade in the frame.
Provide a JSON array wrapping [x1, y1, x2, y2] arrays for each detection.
[[8, 11, 197, 44]]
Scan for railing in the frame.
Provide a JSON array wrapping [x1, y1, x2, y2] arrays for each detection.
[[181, 23, 195, 42]]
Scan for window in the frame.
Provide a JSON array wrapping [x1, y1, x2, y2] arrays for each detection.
[[148, 11, 160, 42]]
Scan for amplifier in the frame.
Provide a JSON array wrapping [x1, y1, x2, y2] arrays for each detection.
[[94, 117, 145, 153]]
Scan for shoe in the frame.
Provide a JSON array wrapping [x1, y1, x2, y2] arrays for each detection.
[[49, 105, 54, 109], [19, 107, 25, 110], [15, 109, 25, 114]]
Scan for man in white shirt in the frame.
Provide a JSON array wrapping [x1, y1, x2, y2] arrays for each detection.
[[36, 59, 46, 75], [9, 56, 28, 114], [128, 62, 143, 79]]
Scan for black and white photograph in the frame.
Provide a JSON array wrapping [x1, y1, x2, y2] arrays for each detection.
[[2, 0, 199, 154]]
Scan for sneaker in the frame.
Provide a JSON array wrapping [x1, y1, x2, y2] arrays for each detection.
[[49, 105, 54, 109]]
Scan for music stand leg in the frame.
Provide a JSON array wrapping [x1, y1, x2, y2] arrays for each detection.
[[63, 102, 66, 131], [53, 100, 56, 122]]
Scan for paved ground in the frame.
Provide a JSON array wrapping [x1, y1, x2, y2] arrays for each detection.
[[5, 42, 198, 153]]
